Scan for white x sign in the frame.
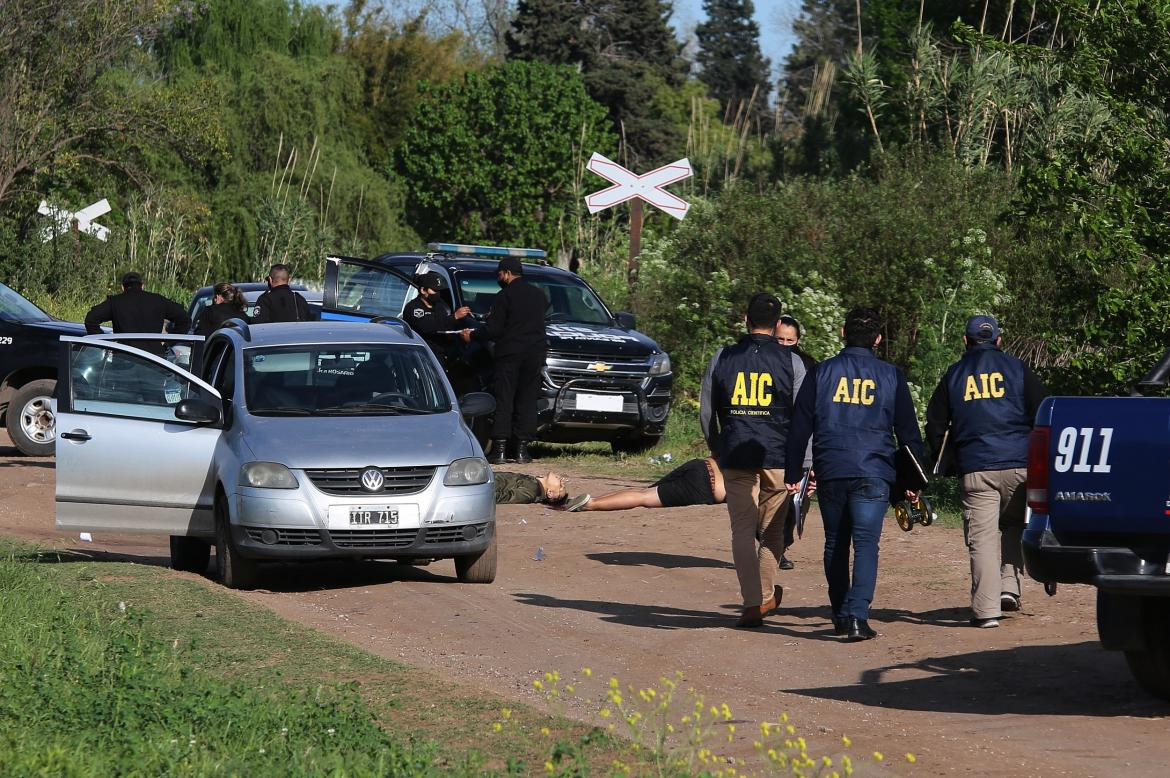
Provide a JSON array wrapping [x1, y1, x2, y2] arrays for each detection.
[[38, 198, 112, 242], [584, 153, 693, 219]]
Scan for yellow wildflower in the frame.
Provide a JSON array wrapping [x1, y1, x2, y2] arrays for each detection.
[[873, 751, 884, 761], [906, 753, 917, 763]]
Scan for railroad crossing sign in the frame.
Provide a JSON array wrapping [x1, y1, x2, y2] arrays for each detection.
[[38, 198, 111, 242], [584, 153, 692, 219], [584, 153, 693, 290]]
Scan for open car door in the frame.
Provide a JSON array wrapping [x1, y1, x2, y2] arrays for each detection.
[[321, 255, 419, 322], [55, 335, 222, 537]]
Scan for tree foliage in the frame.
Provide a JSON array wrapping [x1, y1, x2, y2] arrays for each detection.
[[399, 60, 614, 251], [0, 0, 224, 206], [507, 0, 687, 165]]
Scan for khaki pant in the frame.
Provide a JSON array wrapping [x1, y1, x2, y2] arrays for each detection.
[[724, 468, 790, 607], [961, 468, 1027, 619]]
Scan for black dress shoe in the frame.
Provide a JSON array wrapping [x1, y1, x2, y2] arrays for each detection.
[[779, 554, 795, 570], [832, 617, 849, 636], [487, 440, 507, 465], [515, 441, 532, 464], [846, 618, 877, 641]]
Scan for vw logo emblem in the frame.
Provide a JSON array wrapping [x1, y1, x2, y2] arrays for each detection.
[[360, 468, 384, 492]]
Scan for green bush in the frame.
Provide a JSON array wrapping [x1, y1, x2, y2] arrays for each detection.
[[635, 150, 1038, 400]]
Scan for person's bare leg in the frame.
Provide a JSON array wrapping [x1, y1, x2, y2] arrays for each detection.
[[581, 486, 663, 511]]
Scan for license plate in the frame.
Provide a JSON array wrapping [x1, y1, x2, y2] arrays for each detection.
[[577, 392, 623, 412], [328, 503, 420, 529], [349, 509, 398, 526]]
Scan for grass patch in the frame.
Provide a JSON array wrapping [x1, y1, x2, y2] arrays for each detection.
[[0, 542, 626, 775]]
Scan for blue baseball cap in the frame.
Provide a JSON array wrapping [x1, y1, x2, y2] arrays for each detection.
[[965, 314, 1001, 341]]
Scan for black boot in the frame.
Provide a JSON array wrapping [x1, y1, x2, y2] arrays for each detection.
[[487, 439, 507, 465], [846, 618, 877, 641], [515, 440, 532, 464]]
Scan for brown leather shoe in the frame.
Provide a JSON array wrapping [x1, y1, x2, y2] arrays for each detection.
[[762, 585, 784, 615], [736, 606, 764, 628], [737, 586, 784, 628]]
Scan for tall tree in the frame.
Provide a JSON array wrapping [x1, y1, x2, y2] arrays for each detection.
[[694, 0, 771, 122], [0, 0, 223, 207], [507, 0, 688, 166], [399, 61, 614, 250]]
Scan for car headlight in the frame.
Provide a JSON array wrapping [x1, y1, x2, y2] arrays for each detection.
[[648, 352, 671, 376], [444, 457, 490, 486], [240, 461, 299, 489]]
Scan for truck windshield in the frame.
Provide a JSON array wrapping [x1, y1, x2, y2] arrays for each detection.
[[244, 344, 451, 416], [455, 272, 612, 325], [0, 283, 52, 323]]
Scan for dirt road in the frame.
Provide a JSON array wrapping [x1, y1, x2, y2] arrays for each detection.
[[3, 434, 1166, 775]]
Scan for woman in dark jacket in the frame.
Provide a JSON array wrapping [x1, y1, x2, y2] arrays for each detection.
[[195, 282, 249, 337]]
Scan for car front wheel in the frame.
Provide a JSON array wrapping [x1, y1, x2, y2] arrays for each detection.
[[215, 492, 259, 590], [454, 531, 497, 584], [7, 379, 56, 457]]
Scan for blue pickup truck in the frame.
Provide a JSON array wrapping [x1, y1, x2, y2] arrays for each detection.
[[1023, 355, 1170, 699]]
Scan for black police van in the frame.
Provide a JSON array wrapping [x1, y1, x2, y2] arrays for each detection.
[[320, 244, 673, 452], [0, 282, 88, 456]]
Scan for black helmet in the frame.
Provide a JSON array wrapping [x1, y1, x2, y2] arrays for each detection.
[[415, 271, 446, 291]]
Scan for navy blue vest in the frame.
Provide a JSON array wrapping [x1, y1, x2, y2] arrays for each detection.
[[813, 347, 899, 482], [712, 334, 794, 470], [944, 344, 1030, 474]]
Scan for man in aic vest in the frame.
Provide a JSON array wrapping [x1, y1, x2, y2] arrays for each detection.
[[785, 307, 924, 641], [700, 293, 802, 627], [925, 315, 1048, 628]]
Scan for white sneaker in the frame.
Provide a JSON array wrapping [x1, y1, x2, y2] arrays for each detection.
[[565, 494, 590, 512], [1001, 593, 1021, 612], [971, 617, 1000, 628]]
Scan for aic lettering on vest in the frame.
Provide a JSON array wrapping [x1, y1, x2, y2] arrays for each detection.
[[730, 371, 773, 407], [831, 376, 875, 405], [963, 372, 1005, 401]]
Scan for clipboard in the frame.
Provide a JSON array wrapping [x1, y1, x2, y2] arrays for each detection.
[[793, 469, 812, 539]]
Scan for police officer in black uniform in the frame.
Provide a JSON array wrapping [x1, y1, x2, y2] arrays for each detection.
[[460, 257, 547, 465], [403, 271, 472, 378], [254, 264, 312, 323], [785, 307, 924, 641], [925, 315, 1048, 628], [84, 272, 190, 354], [699, 292, 796, 628]]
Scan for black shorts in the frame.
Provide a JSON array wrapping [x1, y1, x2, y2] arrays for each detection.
[[654, 459, 717, 508]]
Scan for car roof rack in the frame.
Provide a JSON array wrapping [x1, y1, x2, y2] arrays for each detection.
[[426, 242, 548, 262], [220, 318, 251, 342], [369, 316, 417, 339]]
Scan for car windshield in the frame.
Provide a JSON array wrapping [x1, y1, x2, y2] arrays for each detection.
[[244, 344, 451, 416], [0, 283, 51, 323], [456, 272, 612, 325]]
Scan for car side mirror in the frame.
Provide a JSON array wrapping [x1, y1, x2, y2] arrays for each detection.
[[175, 398, 221, 425], [459, 392, 496, 419], [615, 311, 636, 330]]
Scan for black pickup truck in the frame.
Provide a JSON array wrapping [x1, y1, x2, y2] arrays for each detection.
[[1023, 351, 1170, 699], [319, 244, 673, 453], [0, 282, 88, 455]]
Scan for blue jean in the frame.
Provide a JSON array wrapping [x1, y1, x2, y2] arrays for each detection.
[[817, 477, 890, 620]]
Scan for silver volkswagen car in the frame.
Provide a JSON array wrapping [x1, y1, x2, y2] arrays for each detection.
[[54, 321, 497, 589]]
